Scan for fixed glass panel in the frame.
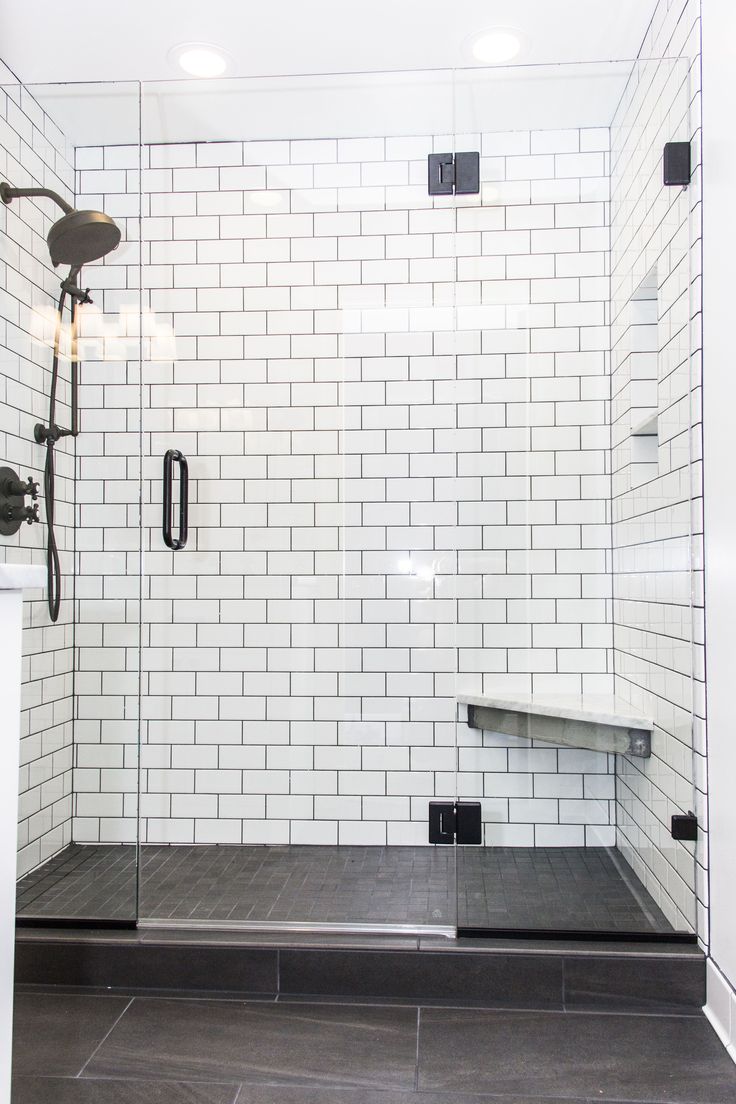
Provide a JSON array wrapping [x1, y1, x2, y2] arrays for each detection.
[[452, 59, 698, 936], [12, 80, 143, 923], [137, 69, 457, 932]]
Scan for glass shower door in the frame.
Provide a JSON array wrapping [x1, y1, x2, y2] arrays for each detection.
[[136, 68, 458, 933], [452, 58, 699, 937]]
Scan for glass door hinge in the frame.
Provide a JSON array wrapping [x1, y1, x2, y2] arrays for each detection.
[[428, 152, 480, 195], [429, 801, 482, 844]]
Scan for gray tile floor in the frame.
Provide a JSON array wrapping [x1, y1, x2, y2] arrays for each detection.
[[16, 842, 674, 933], [457, 845, 674, 930], [11, 990, 736, 1103]]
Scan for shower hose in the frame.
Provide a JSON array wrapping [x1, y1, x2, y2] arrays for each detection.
[[41, 280, 79, 622]]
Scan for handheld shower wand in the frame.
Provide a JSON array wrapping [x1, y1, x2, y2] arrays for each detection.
[[1, 182, 121, 620]]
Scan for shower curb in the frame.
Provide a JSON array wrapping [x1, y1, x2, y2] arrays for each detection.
[[14, 928, 705, 1015]]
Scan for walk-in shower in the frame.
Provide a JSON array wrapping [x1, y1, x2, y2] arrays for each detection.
[[4, 56, 703, 942], [0, 182, 120, 620]]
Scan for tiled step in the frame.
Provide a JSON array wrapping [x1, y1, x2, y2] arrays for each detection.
[[15, 928, 705, 1015]]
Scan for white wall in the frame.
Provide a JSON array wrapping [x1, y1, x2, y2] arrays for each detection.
[[702, 0, 736, 1062], [75, 124, 617, 851]]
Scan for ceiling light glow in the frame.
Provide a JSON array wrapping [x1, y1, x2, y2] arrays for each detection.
[[249, 190, 285, 209], [170, 42, 231, 78], [471, 29, 522, 65]]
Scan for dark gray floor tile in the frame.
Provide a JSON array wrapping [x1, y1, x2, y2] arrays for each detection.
[[564, 954, 706, 1014], [418, 1007, 736, 1102], [15, 940, 278, 995], [279, 948, 563, 1008], [86, 997, 418, 1089], [17, 842, 676, 935], [11, 1078, 237, 1103], [12, 993, 131, 1076], [457, 846, 673, 933]]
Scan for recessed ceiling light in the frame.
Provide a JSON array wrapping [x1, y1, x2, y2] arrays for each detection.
[[169, 42, 231, 79], [470, 29, 523, 65]]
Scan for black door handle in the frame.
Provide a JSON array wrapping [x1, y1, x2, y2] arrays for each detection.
[[163, 449, 188, 550]]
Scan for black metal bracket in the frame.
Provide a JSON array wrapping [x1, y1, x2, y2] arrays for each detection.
[[60, 274, 93, 304], [429, 801, 482, 845], [0, 466, 40, 536], [428, 151, 480, 196], [663, 142, 691, 187], [671, 812, 698, 841], [34, 422, 76, 444]]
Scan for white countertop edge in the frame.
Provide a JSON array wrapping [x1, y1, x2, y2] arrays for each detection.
[[0, 564, 47, 591], [457, 692, 655, 732]]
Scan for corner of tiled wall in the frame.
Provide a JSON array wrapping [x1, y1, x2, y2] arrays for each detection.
[[0, 71, 76, 877], [610, 0, 704, 936]]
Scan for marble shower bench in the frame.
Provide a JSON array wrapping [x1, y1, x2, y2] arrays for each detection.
[[457, 693, 654, 759]]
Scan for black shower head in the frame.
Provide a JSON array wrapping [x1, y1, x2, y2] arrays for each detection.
[[47, 208, 121, 267], [0, 182, 121, 267]]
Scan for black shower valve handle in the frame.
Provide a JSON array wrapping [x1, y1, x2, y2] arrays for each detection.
[[2, 502, 39, 525], [1, 473, 39, 500], [18, 475, 39, 500]]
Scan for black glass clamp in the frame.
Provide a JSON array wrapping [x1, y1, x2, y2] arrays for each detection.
[[663, 142, 691, 187], [428, 152, 480, 195], [429, 801, 482, 845]]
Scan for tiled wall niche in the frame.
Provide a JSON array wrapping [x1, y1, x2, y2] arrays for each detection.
[[74, 123, 617, 850], [0, 64, 77, 878]]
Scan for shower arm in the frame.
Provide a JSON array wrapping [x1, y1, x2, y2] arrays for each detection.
[[0, 182, 74, 215]]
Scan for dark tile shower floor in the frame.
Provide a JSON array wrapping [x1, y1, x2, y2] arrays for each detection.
[[16, 843, 675, 933]]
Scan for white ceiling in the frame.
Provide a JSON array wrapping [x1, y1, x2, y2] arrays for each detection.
[[0, 0, 658, 85]]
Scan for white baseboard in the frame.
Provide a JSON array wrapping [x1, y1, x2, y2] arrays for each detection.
[[705, 958, 736, 1064]]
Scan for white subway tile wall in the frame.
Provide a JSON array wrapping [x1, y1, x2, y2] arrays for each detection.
[[609, 0, 703, 932], [75, 124, 618, 852], [70, 138, 142, 848], [0, 68, 77, 877]]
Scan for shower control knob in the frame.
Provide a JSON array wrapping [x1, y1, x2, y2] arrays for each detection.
[[9, 476, 39, 500], [2, 503, 39, 525], [1, 474, 38, 499]]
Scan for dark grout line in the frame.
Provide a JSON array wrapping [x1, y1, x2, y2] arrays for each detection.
[[74, 995, 135, 1079], [15, 983, 705, 1018]]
